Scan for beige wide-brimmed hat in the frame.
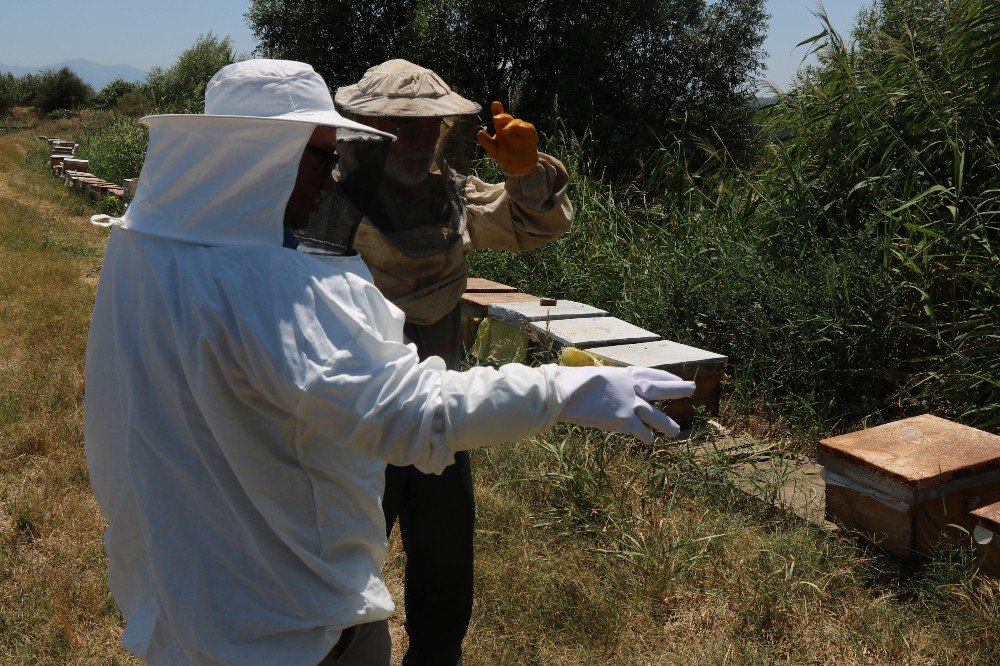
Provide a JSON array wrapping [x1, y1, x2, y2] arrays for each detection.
[[335, 59, 482, 118]]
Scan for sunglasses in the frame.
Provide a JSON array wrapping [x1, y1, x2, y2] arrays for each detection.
[[304, 143, 340, 174]]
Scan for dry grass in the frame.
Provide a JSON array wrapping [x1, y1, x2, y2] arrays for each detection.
[[0, 126, 136, 663]]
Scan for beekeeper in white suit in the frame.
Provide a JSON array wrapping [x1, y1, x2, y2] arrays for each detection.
[[84, 59, 694, 666]]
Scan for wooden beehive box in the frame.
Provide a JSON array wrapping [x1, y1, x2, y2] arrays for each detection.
[[970, 501, 1000, 576], [819, 415, 1000, 561], [588, 340, 728, 423]]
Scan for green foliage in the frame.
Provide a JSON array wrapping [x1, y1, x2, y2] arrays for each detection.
[[246, 0, 768, 174], [144, 33, 236, 113], [115, 89, 154, 117], [0, 72, 39, 112], [32, 67, 92, 114], [470, 0, 999, 432], [75, 113, 148, 187], [92, 78, 140, 109]]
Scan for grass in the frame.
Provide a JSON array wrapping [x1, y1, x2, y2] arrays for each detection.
[[0, 126, 135, 663]]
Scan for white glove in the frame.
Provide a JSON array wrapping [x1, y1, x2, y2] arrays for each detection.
[[557, 366, 696, 443]]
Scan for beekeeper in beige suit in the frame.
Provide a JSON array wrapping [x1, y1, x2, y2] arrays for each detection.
[[323, 59, 574, 665]]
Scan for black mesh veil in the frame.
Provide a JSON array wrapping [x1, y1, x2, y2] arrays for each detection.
[[299, 113, 481, 258], [295, 128, 391, 255]]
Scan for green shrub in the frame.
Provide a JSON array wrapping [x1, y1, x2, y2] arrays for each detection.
[[144, 33, 235, 113], [33, 67, 92, 113], [75, 114, 148, 187]]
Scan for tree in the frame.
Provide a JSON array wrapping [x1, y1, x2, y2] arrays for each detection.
[[246, 0, 767, 174], [33, 67, 93, 113], [93, 78, 141, 109], [247, 0, 420, 90], [144, 33, 236, 113]]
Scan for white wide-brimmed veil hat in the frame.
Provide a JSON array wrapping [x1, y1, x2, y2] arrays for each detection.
[[335, 59, 481, 118], [143, 59, 396, 138]]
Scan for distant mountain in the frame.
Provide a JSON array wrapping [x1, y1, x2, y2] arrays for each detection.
[[0, 58, 147, 90]]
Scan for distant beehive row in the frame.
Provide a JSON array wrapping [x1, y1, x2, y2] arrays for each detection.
[[40, 136, 138, 203]]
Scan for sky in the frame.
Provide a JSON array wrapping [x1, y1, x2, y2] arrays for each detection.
[[1, 0, 872, 90]]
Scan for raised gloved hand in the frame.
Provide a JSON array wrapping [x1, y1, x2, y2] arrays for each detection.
[[476, 101, 539, 175], [557, 366, 696, 444]]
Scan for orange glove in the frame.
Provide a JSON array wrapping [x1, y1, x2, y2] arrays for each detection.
[[476, 101, 539, 175]]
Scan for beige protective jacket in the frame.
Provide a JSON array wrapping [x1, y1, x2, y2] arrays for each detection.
[[354, 153, 573, 325]]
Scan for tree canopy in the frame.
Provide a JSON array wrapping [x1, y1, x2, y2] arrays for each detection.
[[145, 33, 236, 113], [247, 0, 767, 173]]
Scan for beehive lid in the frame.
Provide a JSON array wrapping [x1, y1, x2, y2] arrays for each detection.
[[818, 414, 1000, 490], [460, 291, 539, 317], [587, 340, 727, 375], [529, 317, 661, 349], [465, 277, 517, 293], [971, 501, 1000, 534], [489, 299, 607, 324]]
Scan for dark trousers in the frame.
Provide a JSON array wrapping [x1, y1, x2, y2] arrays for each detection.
[[382, 307, 473, 665]]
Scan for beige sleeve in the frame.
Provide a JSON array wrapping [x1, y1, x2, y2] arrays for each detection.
[[463, 152, 574, 252]]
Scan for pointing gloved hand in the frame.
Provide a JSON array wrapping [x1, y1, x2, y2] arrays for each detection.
[[557, 366, 696, 444], [476, 101, 539, 175]]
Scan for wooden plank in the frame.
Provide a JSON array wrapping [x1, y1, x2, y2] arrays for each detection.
[[912, 483, 1000, 555], [587, 339, 727, 376], [818, 415, 1000, 490], [971, 500, 1000, 534], [460, 291, 538, 318], [529, 317, 660, 349], [825, 484, 916, 560], [489, 299, 607, 324], [465, 277, 517, 293]]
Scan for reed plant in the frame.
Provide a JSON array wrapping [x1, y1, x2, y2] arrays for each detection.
[[469, 0, 999, 435]]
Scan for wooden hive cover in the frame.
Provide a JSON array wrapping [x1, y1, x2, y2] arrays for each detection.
[[971, 501, 1000, 534], [465, 277, 517, 293], [529, 317, 661, 349], [460, 291, 539, 317], [587, 340, 727, 375], [819, 414, 1000, 491], [488, 299, 607, 324]]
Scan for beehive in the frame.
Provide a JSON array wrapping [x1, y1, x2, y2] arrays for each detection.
[[970, 501, 1000, 576], [819, 415, 1000, 561], [588, 340, 728, 423]]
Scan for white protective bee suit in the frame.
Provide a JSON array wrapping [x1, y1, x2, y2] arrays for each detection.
[[83, 59, 694, 666]]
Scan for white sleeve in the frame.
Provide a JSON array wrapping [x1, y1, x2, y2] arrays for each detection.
[[296, 347, 566, 474]]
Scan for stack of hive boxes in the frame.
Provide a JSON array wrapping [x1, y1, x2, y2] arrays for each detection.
[[460, 277, 727, 426], [42, 137, 128, 201]]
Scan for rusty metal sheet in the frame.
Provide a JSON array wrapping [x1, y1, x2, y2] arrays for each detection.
[[972, 501, 1000, 533], [818, 414, 1000, 490], [465, 277, 517, 293], [587, 340, 727, 376]]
